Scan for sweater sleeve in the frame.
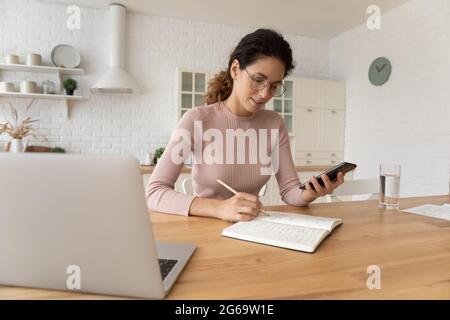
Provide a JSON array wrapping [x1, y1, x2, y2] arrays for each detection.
[[145, 109, 198, 216], [274, 116, 311, 207]]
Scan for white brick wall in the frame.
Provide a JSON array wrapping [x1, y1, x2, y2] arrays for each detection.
[[330, 0, 450, 197], [0, 0, 329, 162]]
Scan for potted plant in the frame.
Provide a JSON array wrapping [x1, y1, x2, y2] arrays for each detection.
[[0, 101, 47, 153], [152, 147, 165, 165], [63, 78, 77, 96]]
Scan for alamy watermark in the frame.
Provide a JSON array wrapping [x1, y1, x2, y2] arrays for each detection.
[[66, 264, 81, 290], [366, 265, 381, 290], [169, 121, 280, 175], [66, 5, 81, 30], [367, 5, 381, 30]]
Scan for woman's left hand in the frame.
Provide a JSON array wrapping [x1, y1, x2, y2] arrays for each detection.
[[301, 172, 345, 203]]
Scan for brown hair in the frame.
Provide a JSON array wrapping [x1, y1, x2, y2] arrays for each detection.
[[204, 29, 295, 105]]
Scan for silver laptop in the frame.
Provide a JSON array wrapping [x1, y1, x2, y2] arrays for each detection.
[[0, 153, 195, 299]]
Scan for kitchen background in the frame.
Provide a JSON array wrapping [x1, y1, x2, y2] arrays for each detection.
[[0, 0, 449, 198]]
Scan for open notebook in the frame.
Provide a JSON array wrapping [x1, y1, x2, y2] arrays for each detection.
[[222, 211, 342, 253]]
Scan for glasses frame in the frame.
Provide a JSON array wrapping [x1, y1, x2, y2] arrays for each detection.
[[243, 68, 286, 97]]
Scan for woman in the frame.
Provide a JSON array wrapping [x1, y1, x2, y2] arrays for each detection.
[[146, 29, 345, 222]]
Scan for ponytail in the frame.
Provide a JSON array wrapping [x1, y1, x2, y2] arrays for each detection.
[[204, 70, 233, 105]]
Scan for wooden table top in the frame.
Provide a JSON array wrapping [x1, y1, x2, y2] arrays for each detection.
[[1, 195, 449, 299]]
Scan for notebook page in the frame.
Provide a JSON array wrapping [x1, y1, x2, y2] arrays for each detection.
[[222, 220, 328, 252], [257, 211, 342, 232]]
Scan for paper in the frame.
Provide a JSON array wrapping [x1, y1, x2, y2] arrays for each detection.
[[402, 203, 450, 221]]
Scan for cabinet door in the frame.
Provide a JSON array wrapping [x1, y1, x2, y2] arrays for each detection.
[[294, 107, 320, 152], [320, 109, 345, 151], [319, 80, 346, 110], [267, 78, 294, 136], [178, 69, 209, 120], [297, 78, 320, 108]]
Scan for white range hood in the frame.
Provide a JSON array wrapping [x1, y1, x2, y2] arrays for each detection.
[[91, 4, 139, 94]]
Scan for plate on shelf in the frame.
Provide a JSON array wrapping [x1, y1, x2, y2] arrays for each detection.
[[51, 44, 81, 68]]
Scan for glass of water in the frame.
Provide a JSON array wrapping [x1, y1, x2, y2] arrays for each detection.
[[379, 163, 401, 210]]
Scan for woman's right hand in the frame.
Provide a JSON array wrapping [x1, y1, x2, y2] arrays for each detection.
[[215, 192, 261, 222]]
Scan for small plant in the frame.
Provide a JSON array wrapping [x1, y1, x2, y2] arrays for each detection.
[[152, 147, 165, 165], [51, 146, 66, 153], [0, 101, 46, 142], [63, 78, 78, 95]]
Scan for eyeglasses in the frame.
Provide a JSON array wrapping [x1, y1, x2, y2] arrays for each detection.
[[243, 68, 286, 97]]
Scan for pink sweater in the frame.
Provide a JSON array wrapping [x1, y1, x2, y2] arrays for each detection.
[[146, 102, 309, 215]]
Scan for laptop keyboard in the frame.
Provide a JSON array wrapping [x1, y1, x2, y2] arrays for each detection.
[[158, 258, 178, 280]]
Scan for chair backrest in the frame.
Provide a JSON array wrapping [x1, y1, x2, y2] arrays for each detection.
[[327, 178, 379, 202], [258, 184, 267, 197], [181, 177, 193, 195]]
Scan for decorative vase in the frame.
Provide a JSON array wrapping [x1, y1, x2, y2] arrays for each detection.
[[9, 139, 24, 153], [65, 88, 75, 96]]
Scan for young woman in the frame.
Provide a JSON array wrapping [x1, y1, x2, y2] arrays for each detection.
[[146, 29, 345, 222]]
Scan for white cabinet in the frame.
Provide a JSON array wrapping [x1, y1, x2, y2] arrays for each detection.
[[320, 80, 346, 110], [294, 107, 320, 152], [176, 69, 209, 120], [297, 78, 320, 108], [320, 109, 345, 151], [293, 77, 346, 165], [266, 78, 295, 136]]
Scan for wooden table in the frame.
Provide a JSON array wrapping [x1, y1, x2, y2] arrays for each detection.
[[1, 195, 449, 299]]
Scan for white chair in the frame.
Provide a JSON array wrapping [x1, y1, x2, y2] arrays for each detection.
[[181, 178, 193, 195], [326, 178, 379, 202], [258, 184, 267, 197]]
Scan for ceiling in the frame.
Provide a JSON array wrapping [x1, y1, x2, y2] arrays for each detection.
[[45, 0, 412, 39]]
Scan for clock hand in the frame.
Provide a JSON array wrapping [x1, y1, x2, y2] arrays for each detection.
[[376, 64, 387, 73]]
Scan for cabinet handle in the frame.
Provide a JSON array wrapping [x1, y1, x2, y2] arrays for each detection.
[[307, 109, 313, 112], [331, 160, 336, 164], [306, 160, 312, 164], [331, 110, 337, 114], [331, 153, 336, 157], [306, 153, 312, 157]]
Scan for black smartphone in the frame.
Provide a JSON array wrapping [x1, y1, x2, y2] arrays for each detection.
[[299, 162, 357, 191]]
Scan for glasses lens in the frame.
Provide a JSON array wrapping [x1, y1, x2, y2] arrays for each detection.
[[251, 76, 267, 91], [272, 83, 286, 97]]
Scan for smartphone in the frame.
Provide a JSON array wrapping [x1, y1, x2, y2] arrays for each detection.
[[299, 162, 357, 191]]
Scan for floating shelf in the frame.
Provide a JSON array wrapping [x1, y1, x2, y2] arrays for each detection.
[[0, 91, 85, 101], [0, 63, 84, 75]]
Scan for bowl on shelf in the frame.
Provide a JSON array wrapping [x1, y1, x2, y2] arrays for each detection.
[[0, 81, 15, 93]]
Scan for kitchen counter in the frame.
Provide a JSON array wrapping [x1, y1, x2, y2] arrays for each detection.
[[140, 165, 331, 175]]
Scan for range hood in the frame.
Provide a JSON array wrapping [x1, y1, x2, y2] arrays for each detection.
[[91, 4, 139, 94]]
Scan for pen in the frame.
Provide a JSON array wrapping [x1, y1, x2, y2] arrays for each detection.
[[216, 179, 270, 217]]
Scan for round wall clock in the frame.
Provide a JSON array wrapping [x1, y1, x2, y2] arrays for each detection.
[[368, 57, 392, 86]]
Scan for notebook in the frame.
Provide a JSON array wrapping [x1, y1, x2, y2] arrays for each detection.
[[221, 211, 342, 253]]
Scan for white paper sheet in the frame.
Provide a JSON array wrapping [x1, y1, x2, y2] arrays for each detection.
[[402, 203, 450, 221]]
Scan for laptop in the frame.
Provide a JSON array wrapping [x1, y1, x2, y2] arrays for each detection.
[[0, 153, 196, 299]]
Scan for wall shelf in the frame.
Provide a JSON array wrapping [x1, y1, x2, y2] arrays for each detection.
[[0, 63, 86, 119], [0, 63, 84, 75], [0, 92, 85, 101]]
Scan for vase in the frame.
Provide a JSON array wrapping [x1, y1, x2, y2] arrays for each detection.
[[65, 88, 75, 96], [9, 139, 24, 153]]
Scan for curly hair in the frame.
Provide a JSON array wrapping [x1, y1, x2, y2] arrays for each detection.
[[204, 29, 295, 105]]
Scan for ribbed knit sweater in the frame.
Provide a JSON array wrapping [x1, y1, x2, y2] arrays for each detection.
[[146, 102, 309, 215]]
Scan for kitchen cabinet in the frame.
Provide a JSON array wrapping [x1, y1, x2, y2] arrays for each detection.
[[293, 77, 346, 165], [176, 69, 209, 120]]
